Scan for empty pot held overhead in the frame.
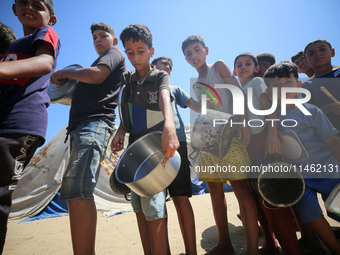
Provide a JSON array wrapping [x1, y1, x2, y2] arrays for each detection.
[[115, 131, 181, 197], [48, 64, 82, 105]]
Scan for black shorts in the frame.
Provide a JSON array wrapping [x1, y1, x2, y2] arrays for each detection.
[[167, 142, 192, 197]]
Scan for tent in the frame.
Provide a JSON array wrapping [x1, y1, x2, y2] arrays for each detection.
[[9, 125, 230, 221], [9, 125, 132, 221]]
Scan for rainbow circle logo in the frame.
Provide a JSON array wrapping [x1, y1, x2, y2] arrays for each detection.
[[196, 82, 222, 106]]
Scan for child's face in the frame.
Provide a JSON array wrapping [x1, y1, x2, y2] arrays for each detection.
[[269, 73, 301, 108], [13, 0, 56, 35], [293, 55, 312, 74], [155, 59, 172, 75], [92, 29, 117, 55], [233, 56, 259, 79], [184, 42, 208, 70], [124, 39, 154, 72], [305, 41, 335, 69]]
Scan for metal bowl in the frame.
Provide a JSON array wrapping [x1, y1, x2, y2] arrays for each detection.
[[48, 64, 82, 105], [115, 131, 181, 197]]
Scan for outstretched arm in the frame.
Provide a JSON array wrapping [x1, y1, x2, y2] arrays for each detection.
[[0, 41, 54, 80], [51, 64, 111, 85], [186, 98, 201, 113], [324, 134, 340, 162], [320, 102, 340, 116], [186, 97, 219, 113]]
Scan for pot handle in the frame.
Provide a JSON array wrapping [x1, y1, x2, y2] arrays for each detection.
[[188, 150, 198, 161], [264, 153, 284, 162], [262, 199, 279, 210], [124, 194, 131, 201], [110, 150, 125, 163]]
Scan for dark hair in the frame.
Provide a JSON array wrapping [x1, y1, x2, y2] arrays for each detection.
[[181, 35, 206, 55], [234, 52, 258, 68], [256, 53, 276, 65], [44, 0, 55, 15], [15, 0, 55, 15], [0, 22, 17, 55], [291, 51, 304, 63], [151, 56, 173, 71], [304, 39, 332, 57], [120, 24, 152, 49], [263, 61, 298, 87], [90, 22, 116, 38]]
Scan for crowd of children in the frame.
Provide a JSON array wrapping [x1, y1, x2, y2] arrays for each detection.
[[1, 1, 339, 255]]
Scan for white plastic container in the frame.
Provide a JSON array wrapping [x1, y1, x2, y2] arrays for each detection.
[[325, 183, 340, 217]]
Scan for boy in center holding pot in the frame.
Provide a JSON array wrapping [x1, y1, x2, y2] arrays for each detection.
[[182, 35, 260, 255], [111, 24, 179, 255]]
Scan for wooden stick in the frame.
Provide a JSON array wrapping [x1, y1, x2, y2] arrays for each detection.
[[320, 86, 340, 105]]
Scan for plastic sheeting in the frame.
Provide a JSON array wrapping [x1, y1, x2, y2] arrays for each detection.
[[10, 125, 132, 220], [9, 124, 230, 221], [20, 192, 68, 222]]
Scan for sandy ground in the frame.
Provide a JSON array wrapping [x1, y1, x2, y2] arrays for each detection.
[[3, 192, 340, 255]]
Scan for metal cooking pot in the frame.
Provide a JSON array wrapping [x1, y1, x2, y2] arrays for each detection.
[[48, 64, 82, 105], [109, 168, 131, 200], [247, 155, 305, 208], [109, 151, 131, 200], [118, 85, 132, 132], [115, 131, 181, 197], [191, 109, 234, 158]]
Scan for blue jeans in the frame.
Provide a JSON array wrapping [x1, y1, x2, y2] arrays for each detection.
[[60, 118, 115, 200], [131, 190, 167, 221]]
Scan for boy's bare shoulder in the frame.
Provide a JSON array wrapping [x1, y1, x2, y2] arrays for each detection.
[[213, 60, 233, 78], [213, 59, 228, 67], [213, 60, 231, 70]]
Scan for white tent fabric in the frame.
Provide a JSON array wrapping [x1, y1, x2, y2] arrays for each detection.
[[9, 125, 132, 220]]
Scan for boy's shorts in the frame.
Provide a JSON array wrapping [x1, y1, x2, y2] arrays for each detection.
[[131, 189, 167, 221], [60, 118, 115, 200], [0, 134, 42, 252], [297, 178, 340, 224], [0, 134, 42, 187], [167, 142, 192, 197]]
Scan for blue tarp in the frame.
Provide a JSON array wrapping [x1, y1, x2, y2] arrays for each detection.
[[191, 178, 233, 194], [21, 180, 233, 222], [20, 191, 68, 222]]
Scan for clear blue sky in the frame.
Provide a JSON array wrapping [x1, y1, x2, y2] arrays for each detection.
[[1, 0, 340, 144]]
